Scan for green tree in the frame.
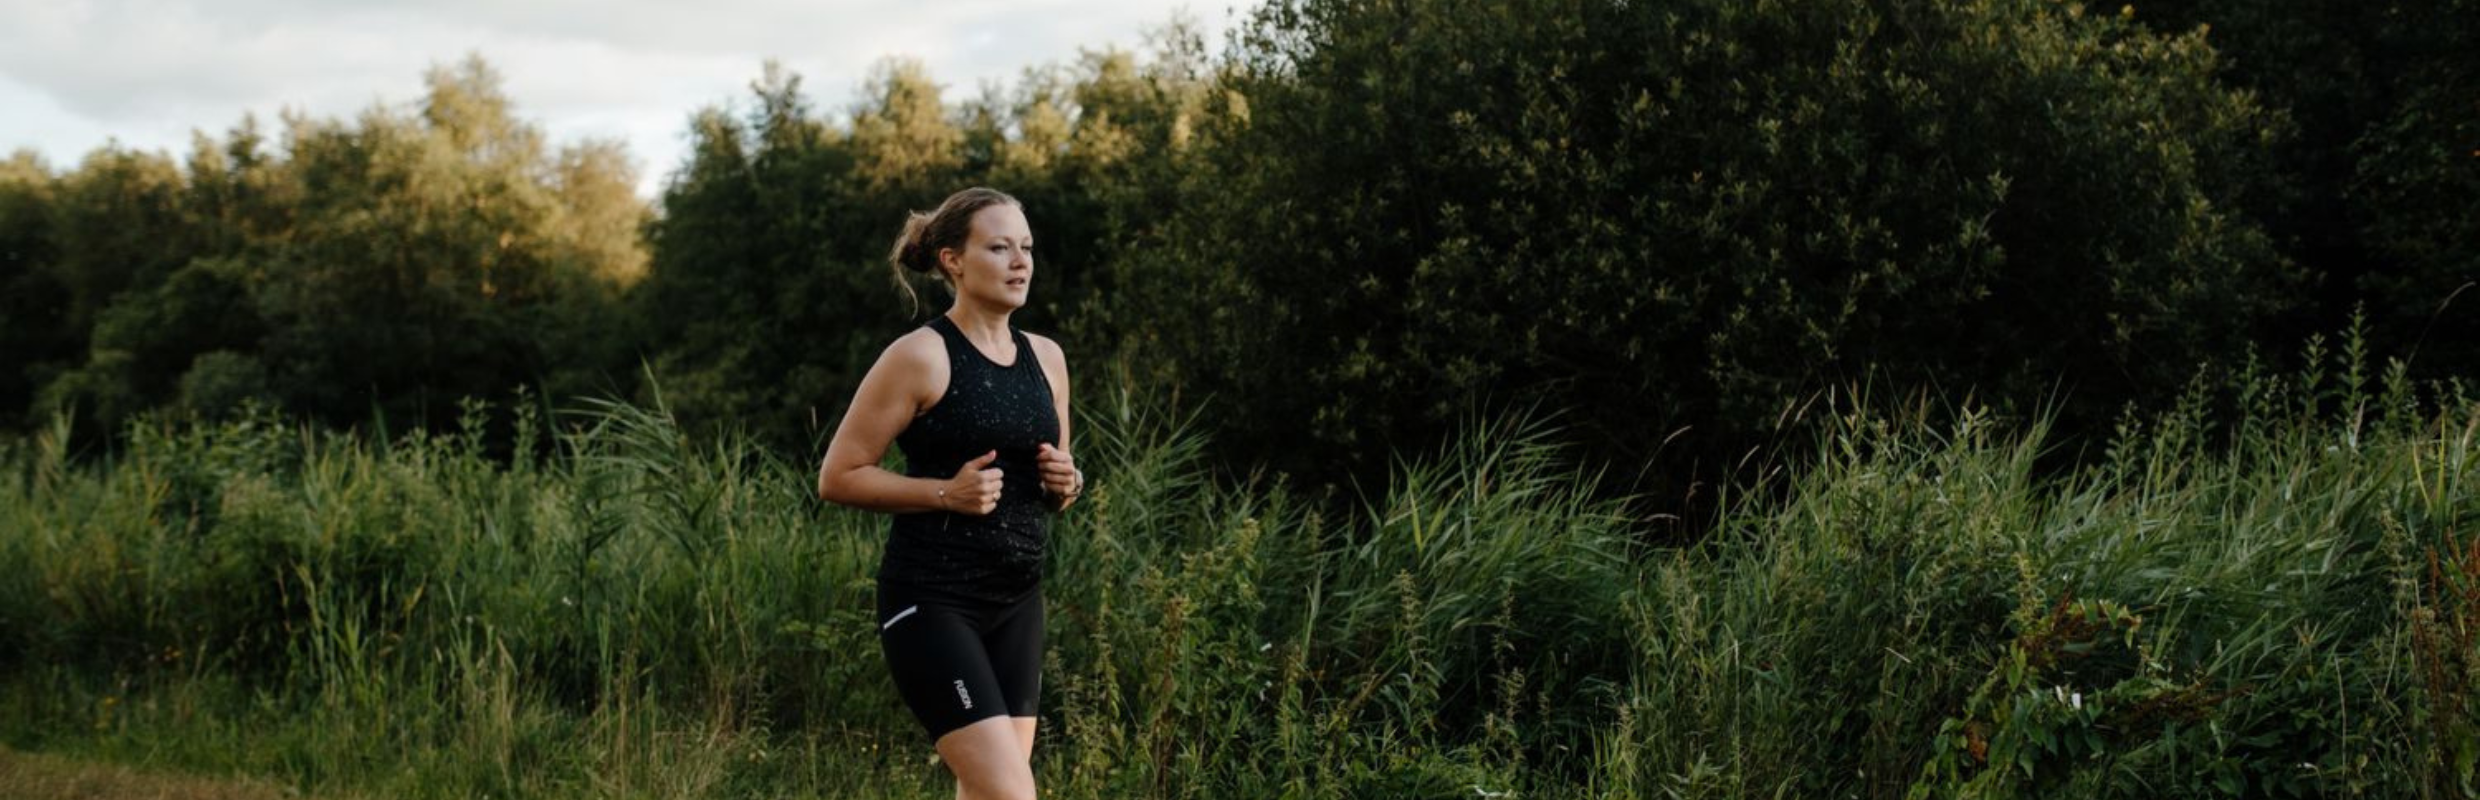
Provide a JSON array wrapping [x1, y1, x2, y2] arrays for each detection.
[[2137, 0, 2480, 378], [18, 55, 646, 436], [1035, 24, 1220, 357], [639, 42, 1212, 450], [1126, 0, 2296, 496], [851, 58, 966, 194], [250, 57, 644, 428], [29, 146, 210, 432], [639, 63, 867, 448], [0, 151, 69, 422]]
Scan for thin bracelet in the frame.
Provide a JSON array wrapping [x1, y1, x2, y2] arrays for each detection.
[[935, 486, 948, 510]]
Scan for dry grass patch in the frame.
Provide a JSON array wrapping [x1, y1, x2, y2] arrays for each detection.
[[0, 747, 302, 800]]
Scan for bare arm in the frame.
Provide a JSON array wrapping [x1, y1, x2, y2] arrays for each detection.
[[1032, 334, 1082, 512], [818, 332, 1004, 515]]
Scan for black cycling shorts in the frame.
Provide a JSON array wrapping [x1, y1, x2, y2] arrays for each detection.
[[875, 578, 1045, 741]]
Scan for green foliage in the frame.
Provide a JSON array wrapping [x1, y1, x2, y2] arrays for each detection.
[[3, 355, 2477, 797], [2343, 0, 2480, 381], [0, 151, 72, 420], [1037, 399, 1628, 796], [177, 351, 273, 418], [0, 1, 2465, 541], [1599, 360, 2479, 799], [637, 34, 1211, 450], [8, 2, 2461, 517], [634, 62, 901, 450], [1, 56, 647, 438], [44, 147, 201, 339], [1120, 0, 2295, 493], [250, 58, 645, 430], [2132, 0, 2480, 380], [2, 9, 2478, 794]]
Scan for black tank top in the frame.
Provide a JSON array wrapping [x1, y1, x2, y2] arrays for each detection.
[[879, 316, 1060, 603]]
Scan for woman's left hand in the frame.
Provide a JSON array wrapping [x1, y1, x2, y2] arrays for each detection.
[[1037, 443, 1082, 501]]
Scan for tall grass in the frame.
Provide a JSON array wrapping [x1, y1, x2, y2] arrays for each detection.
[[0, 356, 2473, 798], [1605, 363, 2480, 799]]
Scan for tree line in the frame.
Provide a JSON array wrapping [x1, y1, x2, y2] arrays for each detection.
[[1, 0, 2472, 503]]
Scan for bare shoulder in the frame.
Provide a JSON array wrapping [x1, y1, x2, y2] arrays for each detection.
[[1025, 332, 1069, 368], [867, 327, 950, 409], [884, 326, 947, 367]]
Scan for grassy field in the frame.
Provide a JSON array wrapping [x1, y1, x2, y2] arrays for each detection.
[[1, 362, 2474, 798]]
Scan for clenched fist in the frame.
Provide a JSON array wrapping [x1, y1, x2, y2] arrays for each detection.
[[940, 450, 1004, 516], [1037, 443, 1082, 502]]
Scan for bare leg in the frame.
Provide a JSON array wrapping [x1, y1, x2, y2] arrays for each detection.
[[940, 716, 1034, 800], [1013, 716, 1039, 761]]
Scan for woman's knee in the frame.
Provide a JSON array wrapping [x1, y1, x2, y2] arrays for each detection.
[[937, 716, 1035, 800]]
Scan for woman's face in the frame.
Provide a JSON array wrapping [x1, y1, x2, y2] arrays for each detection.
[[941, 203, 1034, 310]]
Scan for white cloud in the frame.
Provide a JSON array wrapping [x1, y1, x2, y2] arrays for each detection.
[[0, 0, 1239, 195]]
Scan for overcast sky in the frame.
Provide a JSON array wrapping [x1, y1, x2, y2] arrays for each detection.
[[1, 0, 1238, 197]]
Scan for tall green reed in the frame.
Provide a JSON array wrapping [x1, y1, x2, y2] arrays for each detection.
[[0, 339, 2472, 799], [1598, 333, 2478, 799]]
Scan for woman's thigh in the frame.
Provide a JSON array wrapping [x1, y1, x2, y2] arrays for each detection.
[[981, 590, 1045, 719], [879, 602, 1008, 740]]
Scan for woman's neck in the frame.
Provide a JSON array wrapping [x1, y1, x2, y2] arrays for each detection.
[[945, 304, 1014, 351]]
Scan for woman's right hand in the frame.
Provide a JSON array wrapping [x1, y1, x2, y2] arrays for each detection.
[[940, 451, 1004, 515]]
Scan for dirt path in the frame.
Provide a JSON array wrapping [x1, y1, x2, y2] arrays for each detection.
[[0, 747, 295, 800]]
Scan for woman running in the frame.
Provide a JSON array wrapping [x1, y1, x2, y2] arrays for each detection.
[[817, 187, 1081, 800]]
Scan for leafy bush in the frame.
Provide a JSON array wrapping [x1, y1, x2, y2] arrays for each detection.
[[1121, 0, 2296, 493], [2135, 0, 2480, 381]]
